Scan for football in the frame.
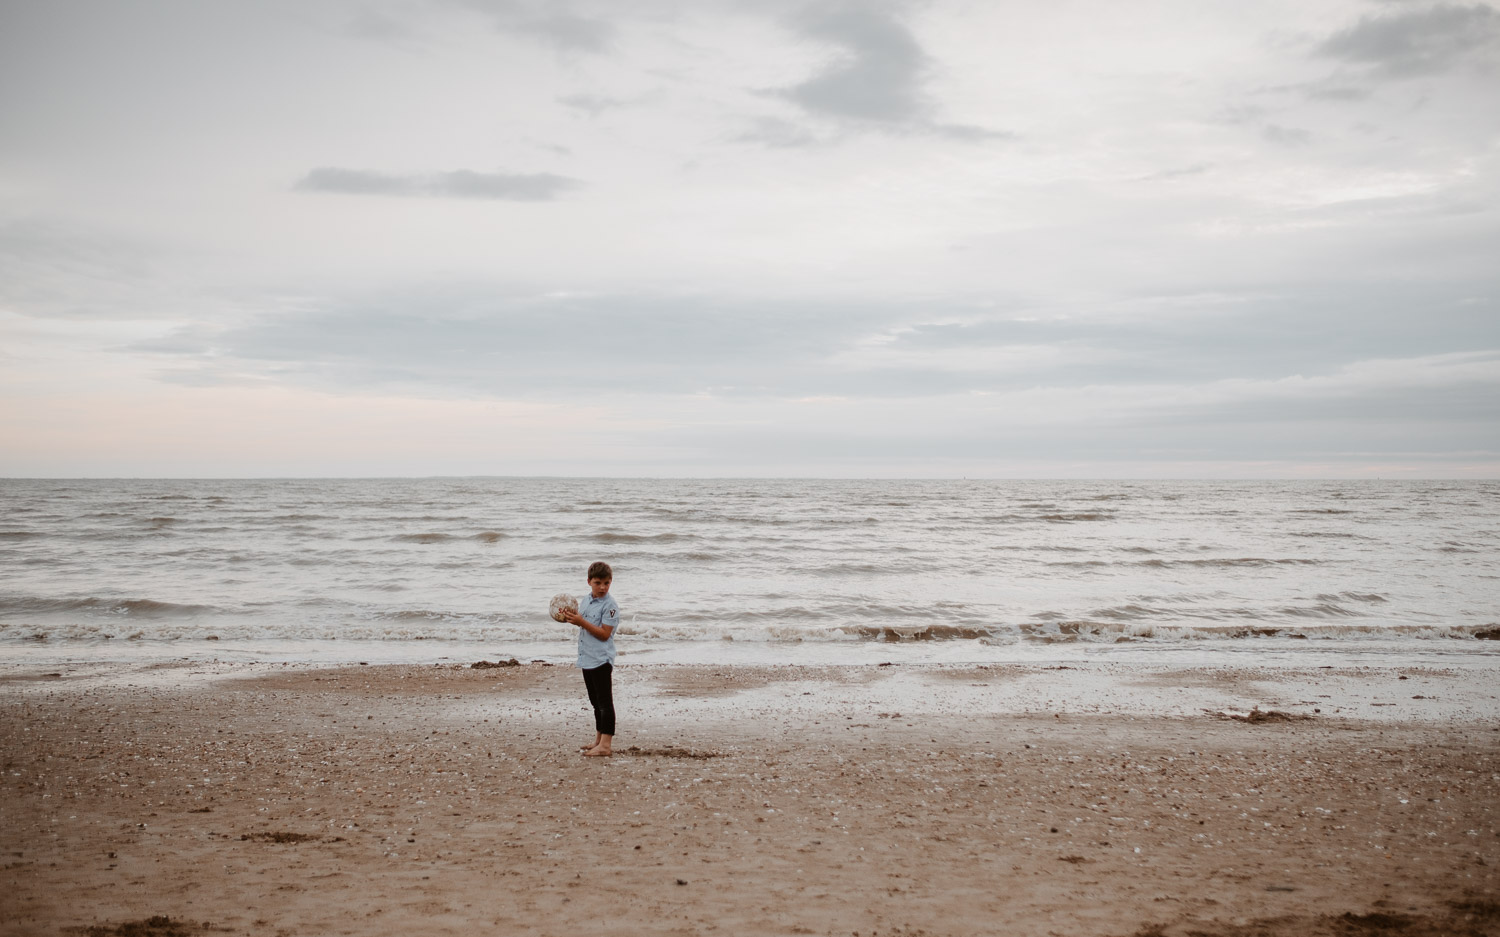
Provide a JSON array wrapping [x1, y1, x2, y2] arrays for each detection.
[[549, 593, 579, 622]]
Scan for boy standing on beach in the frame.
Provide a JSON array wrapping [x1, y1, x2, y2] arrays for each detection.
[[560, 561, 618, 757]]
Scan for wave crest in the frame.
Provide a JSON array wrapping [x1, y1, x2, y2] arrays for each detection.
[[0, 596, 217, 616]]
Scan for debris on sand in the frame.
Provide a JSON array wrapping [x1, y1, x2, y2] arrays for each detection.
[[624, 746, 723, 759], [238, 831, 317, 844], [1208, 706, 1311, 724], [471, 658, 521, 669], [1114, 896, 1500, 936], [78, 915, 215, 936]]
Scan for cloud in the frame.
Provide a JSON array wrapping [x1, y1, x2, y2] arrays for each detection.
[[734, 116, 823, 148], [142, 290, 895, 396], [460, 0, 616, 53], [1318, 3, 1500, 77], [557, 92, 627, 116], [1263, 124, 1313, 146], [778, 4, 929, 123], [1137, 164, 1213, 182], [345, 8, 418, 42], [0, 218, 169, 320], [90, 270, 1500, 472], [132, 276, 1500, 402], [930, 122, 1016, 142], [1260, 79, 1374, 101], [293, 168, 581, 200], [1303, 84, 1372, 102], [630, 350, 1500, 472], [1152, 350, 1500, 415], [517, 12, 615, 52], [764, 2, 1012, 140]]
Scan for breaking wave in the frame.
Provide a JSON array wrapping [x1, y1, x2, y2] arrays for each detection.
[[2, 477, 1496, 660], [1050, 557, 1321, 569], [0, 595, 217, 616], [594, 532, 687, 543]]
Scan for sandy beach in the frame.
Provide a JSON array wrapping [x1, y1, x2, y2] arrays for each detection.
[[2, 659, 1497, 936]]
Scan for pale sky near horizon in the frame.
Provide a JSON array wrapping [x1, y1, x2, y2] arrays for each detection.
[[1, 0, 1497, 477]]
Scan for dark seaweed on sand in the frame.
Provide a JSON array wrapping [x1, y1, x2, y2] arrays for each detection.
[[75, 916, 215, 937]]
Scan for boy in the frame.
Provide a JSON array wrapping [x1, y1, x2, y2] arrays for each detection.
[[560, 561, 619, 757]]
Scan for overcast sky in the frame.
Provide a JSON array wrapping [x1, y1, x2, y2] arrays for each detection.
[[1, 0, 1496, 477]]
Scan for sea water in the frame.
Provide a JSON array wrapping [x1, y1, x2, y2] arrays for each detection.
[[1, 478, 1496, 667]]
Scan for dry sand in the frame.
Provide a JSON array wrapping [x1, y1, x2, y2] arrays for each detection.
[[1, 659, 1497, 936]]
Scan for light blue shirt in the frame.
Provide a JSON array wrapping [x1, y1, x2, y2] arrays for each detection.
[[576, 592, 619, 669]]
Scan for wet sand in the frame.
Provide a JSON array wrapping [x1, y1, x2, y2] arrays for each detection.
[[2, 660, 1497, 936]]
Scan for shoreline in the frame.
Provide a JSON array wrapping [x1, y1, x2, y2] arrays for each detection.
[[4, 656, 1499, 722], [2, 661, 1497, 936], [5, 632, 1499, 674]]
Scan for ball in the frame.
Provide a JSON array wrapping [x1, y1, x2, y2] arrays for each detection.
[[549, 593, 578, 622]]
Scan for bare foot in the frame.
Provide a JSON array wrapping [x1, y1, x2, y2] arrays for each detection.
[[581, 746, 612, 757]]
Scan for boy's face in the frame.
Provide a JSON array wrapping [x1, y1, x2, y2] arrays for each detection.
[[588, 577, 611, 599]]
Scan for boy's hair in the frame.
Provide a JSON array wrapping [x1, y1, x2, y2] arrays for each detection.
[[587, 561, 613, 582]]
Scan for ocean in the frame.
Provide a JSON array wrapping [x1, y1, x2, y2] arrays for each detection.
[[1, 478, 1496, 667]]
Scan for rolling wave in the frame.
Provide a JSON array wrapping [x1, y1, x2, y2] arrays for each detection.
[[4, 615, 1497, 646], [594, 532, 687, 543], [0, 595, 217, 616], [1049, 557, 1320, 569], [1138, 557, 1319, 568], [2, 478, 1496, 659]]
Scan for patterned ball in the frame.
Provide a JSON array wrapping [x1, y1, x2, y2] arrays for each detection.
[[549, 593, 578, 622]]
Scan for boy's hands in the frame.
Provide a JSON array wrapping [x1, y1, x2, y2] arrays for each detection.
[[563, 608, 614, 641]]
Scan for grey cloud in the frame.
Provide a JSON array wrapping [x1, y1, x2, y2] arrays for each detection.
[[558, 93, 627, 116], [1304, 85, 1372, 101], [734, 116, 823, 148], [1261, 79, 1374, 101], [345, 8, 417, 42], [759, 2, 1013, 141], [137, 277, 1500, 403], [930, 122, 1017, 142], [1318, 3, 1500, 77], [1219, 104, 1268, 125], [460, 0, 616, 53], [153, 368, 246, 389], [154, 291, 889, 396], [1263, 124, 1313, 146], [856, 289, 1498, 390], [516, 12, 615, 52], [0, 218, 160, 319], [294, 167, 581, 200], [778, 4, 930, 123], [657, 395, 1498, 469], [1137, 163, 1212, 182], [520, 137, 573, 156]]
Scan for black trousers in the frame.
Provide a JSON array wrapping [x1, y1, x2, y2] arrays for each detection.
[[581, 662, 615, 735]]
